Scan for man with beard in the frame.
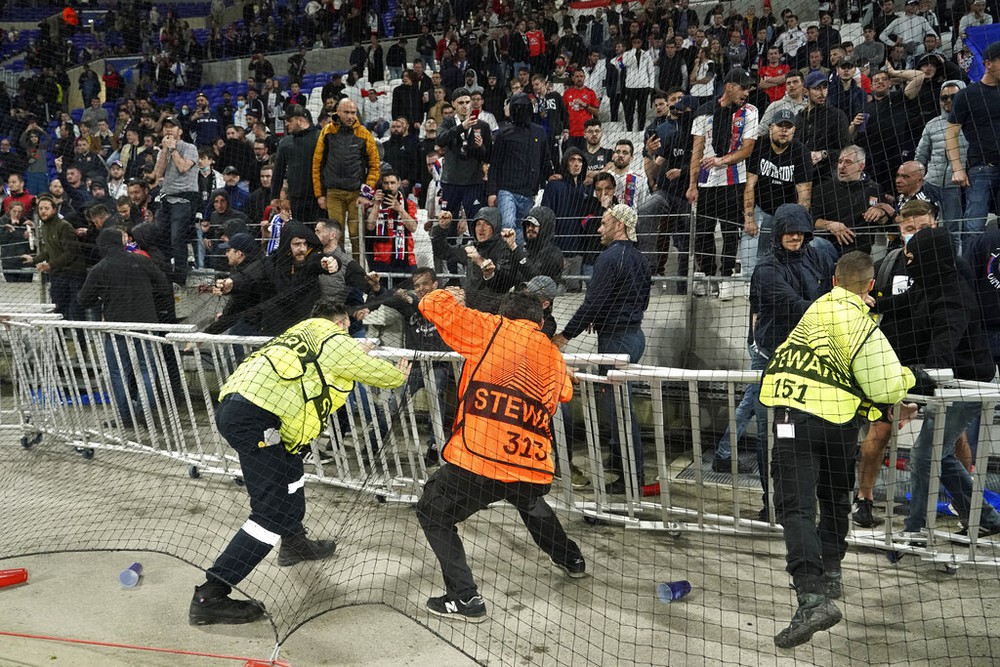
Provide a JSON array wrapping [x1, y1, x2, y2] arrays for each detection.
[[72, 137, 108, 183], [487, 92, 551, 245], [686, 68, 759, 301], [258, 221, 336, 335], [366, 170, 418, 287], [529, 74, 568, 173], [795, 72, 851, 186], [562, 69, 600, 154], [271, 105, 321, 223], [857, 70, 912, 195], [20, 195, 86, 322], [430, 207, 524, 312], [743, 109, 814, 266], [381, 118, 421, 191], [605, 139, 649, 211], [248, 164, 272, 227], [580, 119, 613, 184], [518, 205, 563, 284], [127, 177, 155, 227], [190, 92, 222, 148], [45, 177, 79, 225]]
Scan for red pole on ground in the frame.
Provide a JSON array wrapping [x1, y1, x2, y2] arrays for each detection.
[[0, 568, 28, 588]]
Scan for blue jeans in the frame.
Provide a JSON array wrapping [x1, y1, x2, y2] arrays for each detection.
[[406, 361, 454, 444], [963, 164, 1000, 244], [936, 185, 966, 253], [104, 334, 156, 429], [754, 207, 776, 260], [497, 190, 534, 247], [154, 198, 194, 285], [597, 327, 645, 482], [715, 343, 769, 460], [905, 400, 1000, 532]]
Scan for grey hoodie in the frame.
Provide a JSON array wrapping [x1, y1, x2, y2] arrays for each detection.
[[915, 80, 968, 191]]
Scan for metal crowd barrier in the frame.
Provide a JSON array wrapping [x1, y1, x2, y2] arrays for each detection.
[[6, 321, 999, 571]]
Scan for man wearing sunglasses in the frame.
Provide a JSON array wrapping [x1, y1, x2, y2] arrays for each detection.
[[915, 80, 967, 248]]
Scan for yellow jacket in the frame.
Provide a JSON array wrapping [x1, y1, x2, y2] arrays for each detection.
[[311, 119, 381, 197], [219, 317, 405, 453], [761, 286, 915, 424]]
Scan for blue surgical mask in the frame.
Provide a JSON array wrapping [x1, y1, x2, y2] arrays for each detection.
[[902, 233, 914, 245], [237, 100, 246, 108]]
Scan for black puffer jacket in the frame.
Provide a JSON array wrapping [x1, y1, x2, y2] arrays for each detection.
[[272, 124, 320, 200], [906, 227, 996, 383], [77, 227, 174, 324], [750, 203, 835, 355]]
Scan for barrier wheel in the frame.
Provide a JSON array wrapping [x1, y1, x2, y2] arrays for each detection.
[[583, 516, 605, 526], [233, 476, 245, 487], [886, 551, 904, 564], [668, 529, 682, 538], [20, 433, 41, 449], [188, 465, 201, 479], [938, 563, 958, 575], [76, 447, 95, 459], [376, 494, 386, 504]]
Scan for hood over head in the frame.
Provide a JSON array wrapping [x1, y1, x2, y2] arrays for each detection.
[[130, 222, 156, 250], [906, 227, 957, 289], [509, 92, 533, 127], [211, 188, 230, 205], [96, 226, 125, 257], [274, 219, 323, 273], [523, 205, 556, 246], [560, 147, 586, 185], [772, 203, 814, 252], [473, 206, 502, 234], [222, 217, 250, 240]]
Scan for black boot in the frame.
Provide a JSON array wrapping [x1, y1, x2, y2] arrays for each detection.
[[189, 582, 266, 626], [823, 570, 843, 600], [277, 531, 337, 566], [774, 592, 842, 649]]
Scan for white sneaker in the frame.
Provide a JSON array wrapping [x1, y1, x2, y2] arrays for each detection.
[[718, 281, 735, 301]]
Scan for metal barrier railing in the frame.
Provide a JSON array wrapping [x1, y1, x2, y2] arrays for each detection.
[[5, 321, 999, 572]]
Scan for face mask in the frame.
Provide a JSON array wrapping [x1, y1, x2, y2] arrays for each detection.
[[237, 101, 246, 108], [902, 233, 914, 245]]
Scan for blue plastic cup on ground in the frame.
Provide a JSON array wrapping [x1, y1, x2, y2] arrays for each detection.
[[119, 562, 142, 587], [656, 580, 691, 604]]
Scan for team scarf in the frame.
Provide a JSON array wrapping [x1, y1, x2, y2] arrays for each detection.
[[376, 192, 408, 261]]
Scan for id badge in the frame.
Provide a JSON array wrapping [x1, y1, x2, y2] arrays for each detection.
[[776, 422, 796, 440]]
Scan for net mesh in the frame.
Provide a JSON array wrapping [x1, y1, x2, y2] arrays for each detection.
[[2, 1, 1000, 664]]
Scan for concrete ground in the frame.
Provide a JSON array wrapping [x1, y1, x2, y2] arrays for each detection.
[[3, 435, 1000, 667]]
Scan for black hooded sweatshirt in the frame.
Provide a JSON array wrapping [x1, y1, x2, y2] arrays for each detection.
[[541, 147, 592, 254], [750, 203, 835, 355], [487, 93, 551, 197], [903, 227, 996, 383], [519, 205, 564, 284], [78, 227, 174, 324], [259, 220, 327, 334]]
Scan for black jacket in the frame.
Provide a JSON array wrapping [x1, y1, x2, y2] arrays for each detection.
[[486, 93, 551, 197], [904, 227, 996, 383], [519, 206, 564, 285], [78, 228, 174, 323], [812, 175, 885, 255], [381, 132, 421, 186], [963, 227, 1000, 334], [391, 84, 424, 128], [259, 221, 327, 334], [205, 250, 270, 335], [750, 204, 835, 355], [794, 103, 850, 182], [271, 124, 320, 200], [429, 207, 524, 312], [872, 246, 927, 365]]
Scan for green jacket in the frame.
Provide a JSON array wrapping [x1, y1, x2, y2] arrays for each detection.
[[760, 286, 915, 424], [219, 317, 405, 452], [33, 215, 85, 276]]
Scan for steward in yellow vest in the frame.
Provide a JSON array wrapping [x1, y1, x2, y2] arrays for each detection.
[[761, 252, 914, 650], [190, 299, 409, 627]]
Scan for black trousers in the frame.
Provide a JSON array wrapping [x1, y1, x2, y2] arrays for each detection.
[[695, 183, 744, 277], [608, 92, 624, 122], [206, 395, 304, 589], [622, 87, 650, 132], [772, 409, 859, 595], [291, 195, 325, 224], [416, 463, 582, 601]]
